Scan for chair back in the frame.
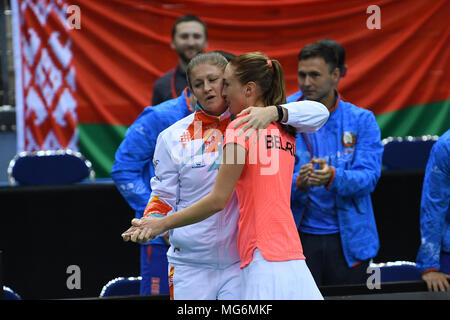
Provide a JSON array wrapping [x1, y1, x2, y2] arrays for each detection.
[[2, 286, 22, 300], [370, 261, 422, 283], [8, 149, 95, 186], [99, 277, 141, 297], [382, 136, 438, 171]]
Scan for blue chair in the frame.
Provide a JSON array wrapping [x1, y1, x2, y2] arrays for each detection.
[[371, 261, 422, 283], [7, 149, 95, 186], [2, 286, 21, 300], [99, 277, 141, 297], [382, 136, 438, 171]]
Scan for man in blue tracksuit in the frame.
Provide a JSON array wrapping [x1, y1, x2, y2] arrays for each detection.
[[111, 88, 194, 295], [288, 42, 383, 286], [416, 129, 450, 292]]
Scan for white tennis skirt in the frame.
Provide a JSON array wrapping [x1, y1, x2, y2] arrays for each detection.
[[242, 248, 323, 300], [169, 261, 242, 300]]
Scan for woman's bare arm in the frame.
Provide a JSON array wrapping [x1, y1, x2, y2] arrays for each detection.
[[122, 143, 246, 243]]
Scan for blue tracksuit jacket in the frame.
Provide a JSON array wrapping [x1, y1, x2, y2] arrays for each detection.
[[288, 91, 384, 267], [416, 129, 450, 273]]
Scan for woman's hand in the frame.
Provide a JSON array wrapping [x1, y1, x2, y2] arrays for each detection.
[[233, 106, 278, 141], [122, 216, 167, 244]]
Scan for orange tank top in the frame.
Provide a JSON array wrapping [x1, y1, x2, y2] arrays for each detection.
[[223, 119, 305, 268]]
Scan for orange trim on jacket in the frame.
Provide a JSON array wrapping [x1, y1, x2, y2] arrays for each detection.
[[421, 268, 439, 275], [325, 166, 336, 190], [144, 196, 173, 217]]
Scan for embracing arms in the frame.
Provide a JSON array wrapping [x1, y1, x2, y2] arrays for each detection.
[[122, 143, 246, 243], [232, 100, 328, 140]]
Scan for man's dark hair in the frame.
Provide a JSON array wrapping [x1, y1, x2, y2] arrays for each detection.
[[317, 39, 346, 76], [212, 50, 236, 63], [297, 42, 339, 74], [171, 14, 208, 40]]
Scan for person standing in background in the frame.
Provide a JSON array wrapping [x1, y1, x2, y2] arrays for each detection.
[[289, 42, 383, 286], [151, 15, 208, 105], [416, 129, 450, 292]]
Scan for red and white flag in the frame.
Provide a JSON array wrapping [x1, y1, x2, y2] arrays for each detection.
[[12, 0, 77, 152]]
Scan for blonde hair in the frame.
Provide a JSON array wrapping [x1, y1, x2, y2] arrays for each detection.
[[186, 52, 228, 90]]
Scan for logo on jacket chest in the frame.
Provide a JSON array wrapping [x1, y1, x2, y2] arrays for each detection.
[[342, 131, 357, 148]]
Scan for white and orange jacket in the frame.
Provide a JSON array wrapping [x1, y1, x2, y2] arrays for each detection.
[[143, 101, 329, 268]]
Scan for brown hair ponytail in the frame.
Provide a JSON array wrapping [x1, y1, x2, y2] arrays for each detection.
[[230, 52, 296, 137]]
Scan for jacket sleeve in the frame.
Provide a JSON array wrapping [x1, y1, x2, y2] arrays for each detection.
[[281, 101, 329, 133], [144, 132, 179, 218], [416, 137, 450, 273], [111, 110, 157, 215], [327, 111, 383, 197]]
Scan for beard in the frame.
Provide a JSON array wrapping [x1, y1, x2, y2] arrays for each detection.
[[177, 47, 204, 65]]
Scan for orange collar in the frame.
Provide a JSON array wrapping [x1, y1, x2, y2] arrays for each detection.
[[298, 90, 341, 113], [329, 91, 341, 113], [184, 108, 231, 152], [193, 107, 231, 128]]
